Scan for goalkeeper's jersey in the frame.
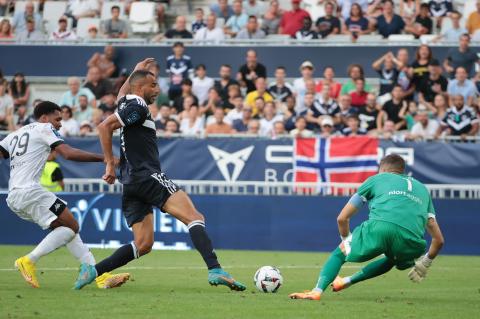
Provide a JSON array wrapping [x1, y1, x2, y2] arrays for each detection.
[[357, 172, 436, 239]]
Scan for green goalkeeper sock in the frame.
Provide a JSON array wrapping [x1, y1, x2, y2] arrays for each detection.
[[348, 257, 395, 285], [315, 247, 346, 291]]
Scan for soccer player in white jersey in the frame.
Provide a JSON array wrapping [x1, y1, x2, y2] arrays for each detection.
[[0, 101, 129, 289]]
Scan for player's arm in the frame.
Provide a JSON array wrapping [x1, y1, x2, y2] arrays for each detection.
[[425, 217, 444, 259], [54, 143, 104, 162], [337, 193, 365, 254], [117, 58, 156, 103], [97, 114, 123, 185]]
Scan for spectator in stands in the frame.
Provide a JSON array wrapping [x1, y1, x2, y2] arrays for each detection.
[[78, 121, 93, 136], [418, 59, 448, 105], [247, 118, 260, 135], [399, 0, 420, 25], [167, 42, 193, 100], [180, 105, 205, 136], [74, 95, 93, 123], [293, 16, 317, 39], [112, 68, 128, 95], [447, 66, 478, 107], [50, 16, 77, 41], [87, 45, 116, 79], [194, 13, 225, 43], [337, 0, 369, 21], [0, 18, 14, 39], [262, 0, 283, 35], [238, 49, 267, 93], [225, 0, 248, 37], [343, 3, 371, 38], [379, 85, 407, 131], [245, 77, 273, 116], [85, 25, 99, 40], [379, 120, 399, 139], [272, 121, 286, 137], [372, 0, 405, 38], [178, 95, 196, 120], [319, 116, 335, 137], [466, 0, 480, 35], [259, 101, 283, 136], [59, 76, 96, 108], [342, 114, 367, 136], [16, 16, 45, 41], [214, 64, 238, 104], [192, 8, 207, 35], [395, 48, 415, 100], [350, 78, 368, 108], [237, 15, 266, 39], [12, 1, 42, 33], [315, 66, 341, 99], [0, 79, 13, 130], [0, 0, 9, 17], [225, 95, 244, 124], [164, 15, 193, 39], [315, 1, 340, 38], [83, 66, 113, 100], [98, 93, 117, 116], [192, 64, 214, 106], [405, 3, 433, 38], [103, 5, 129, 39], [9, 72, 30, 109], [232, 105, 253, 132], [154, 105, 171, 131], [164, 119, 180, 135], [427, 0, 452, 28], [223, 83, 242, 109], [173, 79, 199, 113], [290, 116, 313, 137], [409, 44, 433, 92], [406, 108, 439, 140], [205, 106, 234, 134], [432, 93, 449, 120], [434, 11, 467, 42], [10, 102, 32, 130], [269, 66, 293, 103], [444, 34, 479, 78], [399, 101, 418, 130], [59, 105, 80, 136], [358, 93, 380, 132], [372, 52, 400, 96], [436, 94, 479, 138], [243, 0, 266, 17], [340, 64, 372, 95], [201, 87, 224, 118], [298, 91, 316, 126], [279, 0, 310, 37], [306, 88, 339, 131], [210, 0, 234, 22], [293, 60, 315, 112], [66, 0, 99, 28]]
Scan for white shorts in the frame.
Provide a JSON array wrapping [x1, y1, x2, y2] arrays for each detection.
[[6, 186, 67, 230]]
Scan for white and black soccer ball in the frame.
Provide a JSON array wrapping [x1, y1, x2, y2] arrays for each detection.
[[254, 266, 283, 293]]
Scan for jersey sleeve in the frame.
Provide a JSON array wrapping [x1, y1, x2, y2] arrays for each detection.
[[40, 124, 64, 149], [357, 175, 376, 202], [115, 98, 149, 127], [0, 135, 10, 158]]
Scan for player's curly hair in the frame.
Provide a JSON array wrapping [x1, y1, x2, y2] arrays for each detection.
[[34, 101, 61, 119]]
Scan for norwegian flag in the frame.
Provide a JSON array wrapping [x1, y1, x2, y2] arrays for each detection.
[[294, 137, 378, 190]]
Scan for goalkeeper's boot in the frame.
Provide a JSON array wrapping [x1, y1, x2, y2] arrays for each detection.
[[73, 263, 97, 290], [96, 272, 131, 289], [332, 276, 351, 292], [208, 268, 246, 291], [289, 290, 322, 300], [14, 256, 40, 288]]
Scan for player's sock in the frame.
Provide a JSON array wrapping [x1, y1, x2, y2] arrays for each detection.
[[315, 247, 346, 291], [188, 220, 221, 270], [95, 242, 139, 276], [27, 226, 75, 263], [66, 234, 96, 265], [349, 257, 395, 285]]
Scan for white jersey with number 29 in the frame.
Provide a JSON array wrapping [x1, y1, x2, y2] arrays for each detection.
[[0, 123, 64, 191]]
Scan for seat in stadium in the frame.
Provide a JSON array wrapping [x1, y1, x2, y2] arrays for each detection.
[[43, 1, 67, 21], [101, 2, 126, 20], [77, 18, 100, 38], [420, 34, 437, 44], [388, 34, 415, 42], [129, 2, 157, 33], [356, 34, 384, 43], [463, 0, 477, 20], [14, 1, 39, 13], [326, 34, 351, 42], [303, 0, 326, 22]]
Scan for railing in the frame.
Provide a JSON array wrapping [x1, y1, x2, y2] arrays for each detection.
[[63, 178, 480, 199]]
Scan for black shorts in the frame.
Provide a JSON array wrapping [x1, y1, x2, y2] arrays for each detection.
[[122, 172, 179, 227]]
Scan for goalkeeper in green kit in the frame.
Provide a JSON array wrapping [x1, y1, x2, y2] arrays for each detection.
[[290, 154, 445, 301]]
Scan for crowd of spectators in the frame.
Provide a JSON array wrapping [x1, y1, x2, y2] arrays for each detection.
[[2, 1, 480, 43]]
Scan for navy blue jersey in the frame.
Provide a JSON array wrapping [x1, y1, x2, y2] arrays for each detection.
[[115, 95, 160, 184], [441, 106, 479, 135], [166, 54, 193, 88]]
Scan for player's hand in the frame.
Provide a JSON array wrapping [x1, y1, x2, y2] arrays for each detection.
[[408, 255, 433, 283], [103, 162, 116, 185], [340, 233, 352, 256], [134, 58, 156, 71]]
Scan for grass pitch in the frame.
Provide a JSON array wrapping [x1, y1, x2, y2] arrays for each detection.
[[0, 246, 479, 319]]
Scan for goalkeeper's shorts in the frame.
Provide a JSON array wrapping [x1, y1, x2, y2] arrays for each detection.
[[345, 220, 426, 270]]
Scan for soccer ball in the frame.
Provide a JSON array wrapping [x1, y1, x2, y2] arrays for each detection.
[[254, 266, 283, 293]]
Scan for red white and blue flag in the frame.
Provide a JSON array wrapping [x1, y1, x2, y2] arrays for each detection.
[[294, 137, 378, 186]]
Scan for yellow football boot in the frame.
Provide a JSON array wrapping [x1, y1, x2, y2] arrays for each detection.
[[14, 256, 40, 288]]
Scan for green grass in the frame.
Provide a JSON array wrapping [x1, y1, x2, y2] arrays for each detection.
[[0, 246, 479, 319]]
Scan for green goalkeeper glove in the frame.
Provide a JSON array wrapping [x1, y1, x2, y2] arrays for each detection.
[[408, 254, 433, 283]]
